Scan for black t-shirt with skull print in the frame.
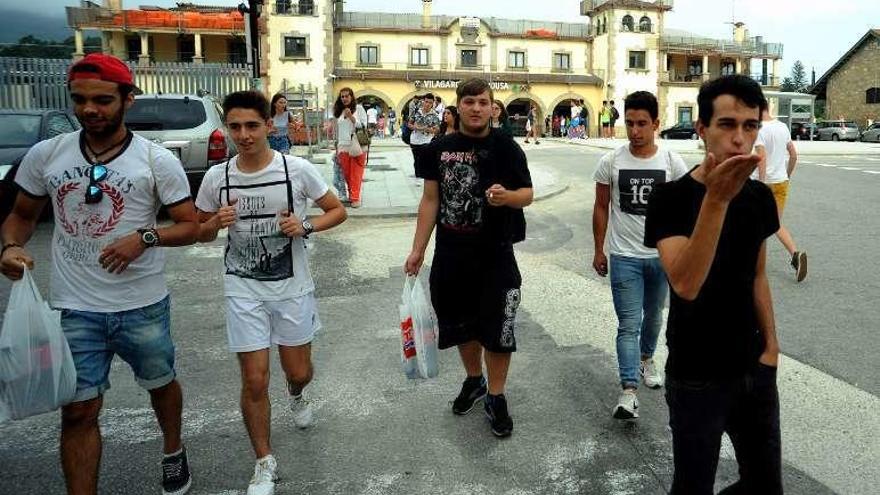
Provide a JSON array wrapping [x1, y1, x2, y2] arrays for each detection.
[[421, 128, 532, 249]]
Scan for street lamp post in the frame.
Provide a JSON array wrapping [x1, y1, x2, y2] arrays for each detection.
[[238, 0, 263, 90]]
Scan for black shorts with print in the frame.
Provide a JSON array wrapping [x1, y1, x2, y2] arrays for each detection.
[[429, 245, 522, 353]]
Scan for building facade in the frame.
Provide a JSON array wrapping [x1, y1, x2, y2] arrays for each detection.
[[67, 1, 784, 134], [811, 29, 880, 127], [66, 0, 247, 64]]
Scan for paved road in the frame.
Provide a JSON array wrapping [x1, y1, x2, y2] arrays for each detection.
[[0, 141, 876, 494]]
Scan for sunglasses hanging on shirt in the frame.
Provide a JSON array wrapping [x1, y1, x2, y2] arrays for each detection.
[[82, 133, 128, 204]]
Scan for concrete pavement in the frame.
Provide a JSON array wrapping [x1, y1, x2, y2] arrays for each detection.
[[300, 139, 568, 218]]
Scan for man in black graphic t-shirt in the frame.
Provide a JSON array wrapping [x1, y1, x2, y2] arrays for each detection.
[[644, 75, 782, 494], [405, 78, 533, 438]]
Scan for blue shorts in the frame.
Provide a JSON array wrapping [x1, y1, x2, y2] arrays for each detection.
[[60, 296, 176, 403]]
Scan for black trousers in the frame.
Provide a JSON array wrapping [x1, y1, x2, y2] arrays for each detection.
[[411, 144, 429, 178], [666, 363, 783, 495]]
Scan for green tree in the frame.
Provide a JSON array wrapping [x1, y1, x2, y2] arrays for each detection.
[[0, 35, 101, 59], [790, 60, 808, 92]]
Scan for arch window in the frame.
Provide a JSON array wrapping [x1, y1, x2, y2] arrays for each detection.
[[867, 88, 880, 104], [622, 15, 634, 32], [639, 16, 652, 33]]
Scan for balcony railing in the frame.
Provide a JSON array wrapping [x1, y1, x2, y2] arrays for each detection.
[[66, 6, 245, 32], [335, 12, 589, 38], [660, 71, 780, 86], [334, 61, 603, 85], [581, 0, 674, 15], [660, 35, 783, 58]]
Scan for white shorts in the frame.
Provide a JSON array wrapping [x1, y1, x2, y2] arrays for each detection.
[[225, 293, 321, 353]]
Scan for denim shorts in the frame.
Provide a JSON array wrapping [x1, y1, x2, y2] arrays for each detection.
[[60, 296, 176, 403]]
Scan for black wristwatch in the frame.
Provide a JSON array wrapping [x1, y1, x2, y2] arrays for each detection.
[[138, 228, 160, 248], [301, 220, 314, 239]]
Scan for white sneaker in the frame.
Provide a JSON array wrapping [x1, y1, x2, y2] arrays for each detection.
[[640, 359, 664, 389], [612, 390, 639, 419], [290, 394, 313, 429], [247, 455, 278, 495]]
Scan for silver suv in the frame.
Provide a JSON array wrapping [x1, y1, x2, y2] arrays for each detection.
[[125, 93, 236, 194], [816, 120, 861, 141]]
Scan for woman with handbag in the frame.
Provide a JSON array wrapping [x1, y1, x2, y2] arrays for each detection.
[[334, 87, 368, 208], [269, 94, 294, 153]]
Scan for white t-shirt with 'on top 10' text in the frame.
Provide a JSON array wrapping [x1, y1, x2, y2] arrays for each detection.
[[593, 145, 689, 258]]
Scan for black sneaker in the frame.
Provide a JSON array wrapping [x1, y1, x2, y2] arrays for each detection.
[[484, 394, 513, 438], [161, 447, 192, 495], [792, 251, 808, 282], [452, 376, 487, 415]]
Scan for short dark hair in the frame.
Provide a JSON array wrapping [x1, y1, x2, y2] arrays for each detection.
[[222, 90, 271, 120], [610, 100, 615, 105], [697, 75, 767, 125], [435, 96, 442, 103], [423, 92, 434, 101], [624, 91, 658, 120], [456, 78, 494, 103]]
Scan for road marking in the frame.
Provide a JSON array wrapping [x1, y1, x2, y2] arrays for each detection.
[[864, 170, 880, 174], [515, 253, 879, 495], [840, 167, 861, 171]]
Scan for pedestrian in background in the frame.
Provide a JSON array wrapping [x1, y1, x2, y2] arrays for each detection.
[[269, 94, 293, 153], [409, 93, 440, 178], [754, 108, 807, 282], [334, 87, 368, 208], [491, 100, 513, 137], [592, 91, 688, 420]]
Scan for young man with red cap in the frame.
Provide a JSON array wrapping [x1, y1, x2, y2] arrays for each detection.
[[0, 53, 198, 494]]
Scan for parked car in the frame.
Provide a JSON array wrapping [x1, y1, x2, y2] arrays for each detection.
[[125, 92, 236, 195], [660, 122, 698, 140], [791, 122, 819, 141], [860, 122, 880, 143], [0, 109, 81, 223], [816, 120, 861, 141]]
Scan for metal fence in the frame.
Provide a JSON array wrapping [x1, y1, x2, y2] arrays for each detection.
[[0, 57, 251, 110]]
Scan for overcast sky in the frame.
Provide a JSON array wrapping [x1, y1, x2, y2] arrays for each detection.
[[44, 0, 877, 79]]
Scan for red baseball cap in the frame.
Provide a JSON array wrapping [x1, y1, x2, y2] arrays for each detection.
[[68, 53, 142, 94]]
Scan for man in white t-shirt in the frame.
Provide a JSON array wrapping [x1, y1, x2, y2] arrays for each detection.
[[754, 110, 807, 282], [592, 91, 688, 420], [366, 105, 378, 136], [0, 53, 198, 495], [196, 91, 346, 495]]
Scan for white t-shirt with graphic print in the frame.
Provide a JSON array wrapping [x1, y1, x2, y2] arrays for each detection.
[[593, 145, 689, 258], [195, 152, 329, 301], [15, 130, 191, 313]]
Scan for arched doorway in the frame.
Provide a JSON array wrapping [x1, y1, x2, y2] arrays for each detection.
[[550, 95, 590, 138], [506, 97, 543, 137], [356, 94, 391, 137]]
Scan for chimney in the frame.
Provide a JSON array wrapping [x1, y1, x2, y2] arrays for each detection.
[[733, 22, 746, 43], [422, 0, 433, 29]]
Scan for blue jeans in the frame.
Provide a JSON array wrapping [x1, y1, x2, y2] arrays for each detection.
[[60, 296, 176, 402], [609, 255, 668, 389], [268, 134, 291, 153]]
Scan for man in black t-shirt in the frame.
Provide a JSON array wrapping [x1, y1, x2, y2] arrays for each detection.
[[404, 79, 533, 438], [644, 75, 782, 494]]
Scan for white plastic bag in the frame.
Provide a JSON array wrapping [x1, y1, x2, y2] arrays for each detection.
[[0, 268, 76, 422], [399, 277, 419, 379], [348, 133, 364, 158], [409, 276, 439, 379]]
